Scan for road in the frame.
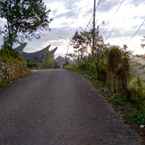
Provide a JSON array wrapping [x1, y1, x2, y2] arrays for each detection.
[[0, 69, 141, 145]]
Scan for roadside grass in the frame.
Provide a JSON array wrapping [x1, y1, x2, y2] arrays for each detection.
[[0, 48, 30, 89], [0, 80, 9, 88], [68, 62, 145, 144], [109, 95, 129, 106], [64, 64, 79, 72]]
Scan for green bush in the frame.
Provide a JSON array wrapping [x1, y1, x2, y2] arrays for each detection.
[[107, 47, 130, 95], [78, 57, 97, 79], [0, 80, 9, 88], [0, 48, 29, 87], [66, 46, 145, 126], [64, 64, 79, 72], [26, 60, 38, 68], [96, 58, 107, 82], [0, 48, 22, 62], [128, 77, 145, 110], [127, 110, 145, 125], [110, 95, 128, 106]]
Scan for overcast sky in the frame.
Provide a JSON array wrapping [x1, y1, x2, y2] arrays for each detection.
[[2, 0, 145, 56]]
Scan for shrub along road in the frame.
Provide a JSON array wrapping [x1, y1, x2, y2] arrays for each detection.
[[0, 69, 141, 145]]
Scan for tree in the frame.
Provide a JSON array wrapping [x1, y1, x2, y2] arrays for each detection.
[[0, 0, 52, 49], [42, 47, 57, 68], [107, 46, 130, 95], [72, 31, 87, 59], [71, 27, 105, 58]]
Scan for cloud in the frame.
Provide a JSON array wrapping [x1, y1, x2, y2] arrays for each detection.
[[27, 0, 145, 55], [96, 0, 118, 12], [0, 0, 145, 55], [130, 0, 145, 6], [24, 27, 74, 52]]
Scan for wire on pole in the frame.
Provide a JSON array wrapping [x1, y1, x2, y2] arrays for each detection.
[[105, 0, 127, 41], [130, 18, 145, 40]]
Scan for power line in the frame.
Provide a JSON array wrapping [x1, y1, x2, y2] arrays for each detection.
[[113, 0, 127, 16], [84, 17, 93, 31], [84, 0, 103, 31], [130, 18, 145, 40], [105, 0, 127, 41]]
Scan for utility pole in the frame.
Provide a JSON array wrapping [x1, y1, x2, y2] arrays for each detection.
[[92, 0, 96, 56]]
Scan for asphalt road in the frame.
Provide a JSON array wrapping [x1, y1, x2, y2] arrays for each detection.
[[0, 69, 141, 145]]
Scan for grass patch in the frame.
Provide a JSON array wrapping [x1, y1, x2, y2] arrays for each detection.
[[127, 110, 145, 125], [65, 60, 145, 127], [70, 67, 145, 126], [0, 48, 30, 86], [64, 64, 79, 72], [0, 80, 9, 88], [109, 95, 128, 106]]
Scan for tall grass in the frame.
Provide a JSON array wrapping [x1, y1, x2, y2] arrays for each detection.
[[66, 46, 145, 125]]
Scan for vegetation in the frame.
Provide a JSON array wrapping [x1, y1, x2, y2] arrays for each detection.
[[0, 0, 52, 87], [25, 49, 57, 69], [107, 47, 130, 96], [65, 29, 145, 127], [41, 52, 56, 69], [0, 47, 30, 88], [0, 0, 145, 133], [26, 60, 38, 69], [0, 0, 52, 49], [0, 79, 9, 88], [0, 47, 24, 63]]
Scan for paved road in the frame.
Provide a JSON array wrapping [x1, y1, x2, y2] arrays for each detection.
[[0, 69, 141, 145]]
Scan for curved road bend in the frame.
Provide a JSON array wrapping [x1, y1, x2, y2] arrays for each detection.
[[0, 69, 141, 145]]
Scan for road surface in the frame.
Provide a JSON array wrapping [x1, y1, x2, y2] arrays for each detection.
[[0, 69, 141, 145]]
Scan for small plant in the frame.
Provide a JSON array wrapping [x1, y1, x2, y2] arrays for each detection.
[[107, 47, 130, 96], [0, 48, 23, 63], [0, 47, 30, 86], [128, 77, 145, 110], [0, 80, 9, 88], [26, 60, 38, 68], [109, 95, 128, 106], [127, 110, 145, 125]]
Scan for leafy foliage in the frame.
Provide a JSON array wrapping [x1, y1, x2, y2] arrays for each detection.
[[107, 47, 130, 95], [41, 53, 56, 68], [26, 60, 38, 68], [0, 48, 30, 88], [0, 47, 23, 63], [78, 57, 97, 80], [109, 95, 128, 106], [128, 77, 145, 110], [0, 79, 9, 88], [128, 110, 145, 125], [68, 28, 145, 126], [71, 28, 104, 58], [0, 0, 52, 48], [71, 31, 88, 59]]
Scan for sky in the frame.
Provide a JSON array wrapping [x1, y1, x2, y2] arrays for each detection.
[[1, 0, 145, 56]]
